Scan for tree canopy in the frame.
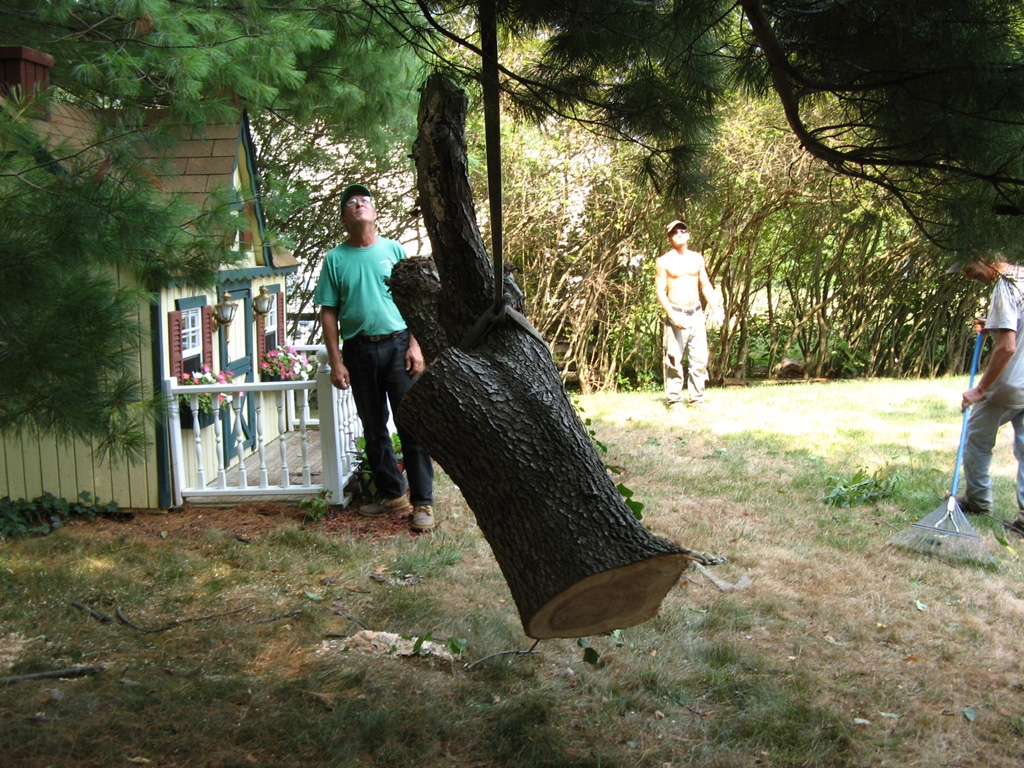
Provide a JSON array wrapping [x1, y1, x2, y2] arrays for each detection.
[[6, 0, 1024, 453], [401, 0, 1024, 253], [0, 0, 422, 456]]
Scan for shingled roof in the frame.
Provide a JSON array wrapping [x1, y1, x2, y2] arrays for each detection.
[[144, 119, 242, 208], [2, 46, 296, 270]]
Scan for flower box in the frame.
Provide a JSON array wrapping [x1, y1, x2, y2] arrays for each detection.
[[261, 346, 314, 381], [177, 368, 235, 429], [179, 400, 216, 429]]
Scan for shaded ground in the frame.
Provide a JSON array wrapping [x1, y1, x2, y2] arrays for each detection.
[[82, 499, 419, 542]]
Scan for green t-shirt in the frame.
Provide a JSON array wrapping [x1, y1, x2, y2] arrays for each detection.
[[313, 238, 407, 340]]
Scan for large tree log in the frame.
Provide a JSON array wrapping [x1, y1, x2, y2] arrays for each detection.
[[390, 73, 693, 639]]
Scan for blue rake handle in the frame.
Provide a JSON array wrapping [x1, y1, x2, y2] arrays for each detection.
[[950, 332, 984, 495]]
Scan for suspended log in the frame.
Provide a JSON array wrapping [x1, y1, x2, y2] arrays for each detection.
[[390, 73, 693, 639]]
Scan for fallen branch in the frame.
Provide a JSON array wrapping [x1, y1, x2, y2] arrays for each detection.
[[0, 665, 105, 685], [464, 640, 541, 671], [71, 601, 113, 624], [662, 689, 707, 717], [251, 610, 303, 625], [115, 604, 255, 633], [330, 601, 368, 630]]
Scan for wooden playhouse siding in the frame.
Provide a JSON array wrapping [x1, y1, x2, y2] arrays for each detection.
[[0, 270, 160, 509]]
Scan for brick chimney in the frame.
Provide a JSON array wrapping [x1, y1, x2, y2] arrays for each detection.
[[0, 46, 54, 98]]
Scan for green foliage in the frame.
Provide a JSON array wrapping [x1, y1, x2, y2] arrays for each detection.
[[571, 395, 607, 454], [0, 491, 117, 540], [575, 636, 601, 666], [617, 483, 645, 520], [353, 434, 403, 498], [446, 636, 468, 656], [300, 490, 331, 522], [827, 337, 871, 379], [0, 0, 421, 457], [823, 464, 904, 508], [0, 97, 238, 459], [572, 395, 644, 519]]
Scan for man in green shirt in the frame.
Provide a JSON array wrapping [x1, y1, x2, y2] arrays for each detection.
[[315, 183, 435, 531]]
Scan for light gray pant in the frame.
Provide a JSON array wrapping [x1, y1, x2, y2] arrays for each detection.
[[962, 398, 1024, 520], [663, 307, 708, 405]]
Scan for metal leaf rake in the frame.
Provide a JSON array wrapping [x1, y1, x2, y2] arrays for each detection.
[[886, 333, 997, 566]]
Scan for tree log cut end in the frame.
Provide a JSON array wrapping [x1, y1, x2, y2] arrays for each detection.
[[525, 553, 690, 639]]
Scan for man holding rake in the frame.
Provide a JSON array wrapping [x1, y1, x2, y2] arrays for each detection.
[[952, 256, 1024, 537]]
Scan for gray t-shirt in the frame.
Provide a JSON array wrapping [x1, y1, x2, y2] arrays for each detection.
[[983, 265, 1024, 407]]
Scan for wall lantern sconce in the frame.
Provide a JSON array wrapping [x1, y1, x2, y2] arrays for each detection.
[[253, 286, 274, 319], [212, 292, 238, 336]]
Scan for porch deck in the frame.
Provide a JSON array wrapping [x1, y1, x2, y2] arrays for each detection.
[[168, 370, 364, 507], [193, 429, 331, 505]]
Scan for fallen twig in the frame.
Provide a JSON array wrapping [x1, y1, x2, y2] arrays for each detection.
[[465, 640, 541, 671], [71, 601, 113, 624], [251, 610, 303, 625], [115, 604, 255, 633], [985, 512, 1024, 538], [330, 601, 369, 630], [694, 563, 751, 592], [0, 665, 105, 685], [663, 689, 707, 717]]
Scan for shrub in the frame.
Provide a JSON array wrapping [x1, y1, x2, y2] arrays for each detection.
[[0, 491, 118, 540]]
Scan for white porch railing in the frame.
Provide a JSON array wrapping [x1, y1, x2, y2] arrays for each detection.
[[286, 344, 328, 430], [165, 349, 363, 507]]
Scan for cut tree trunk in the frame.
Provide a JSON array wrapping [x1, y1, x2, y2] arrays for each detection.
[[388, 73, 693, 639]]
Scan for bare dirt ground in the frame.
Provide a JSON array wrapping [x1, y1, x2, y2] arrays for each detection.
[[83, 499, 417, 541]]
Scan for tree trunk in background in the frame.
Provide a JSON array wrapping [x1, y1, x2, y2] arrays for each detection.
[[388, 73, 692, 640]]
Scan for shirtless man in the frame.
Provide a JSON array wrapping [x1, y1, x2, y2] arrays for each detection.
[[655, 219, 723, 409]]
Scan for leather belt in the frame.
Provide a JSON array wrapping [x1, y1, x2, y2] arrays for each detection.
[[673, 306, 701, 315], [346, 330, 404, 345]]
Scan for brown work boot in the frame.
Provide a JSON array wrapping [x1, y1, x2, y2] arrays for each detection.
[[409, 505, 436, 532], [358, 495, 412, 518]]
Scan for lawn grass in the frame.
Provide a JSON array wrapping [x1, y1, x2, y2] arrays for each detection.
[[2, 377, 1023, 767]]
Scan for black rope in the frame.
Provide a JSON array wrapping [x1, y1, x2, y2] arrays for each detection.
[[457, 0, 548, 352], [458, 0, 507, 350]]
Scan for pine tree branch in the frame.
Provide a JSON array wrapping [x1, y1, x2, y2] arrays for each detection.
[[738, 0, 1024, 200]]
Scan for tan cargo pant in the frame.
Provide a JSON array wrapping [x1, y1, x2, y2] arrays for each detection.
[[663, 305, 708, 406]]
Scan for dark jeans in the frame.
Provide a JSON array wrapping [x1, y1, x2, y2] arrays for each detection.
[[343, 331, 433, 506]]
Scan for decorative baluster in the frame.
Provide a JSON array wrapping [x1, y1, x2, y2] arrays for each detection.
[[299, 386, 312, 486], [342, 386, 360, 476], [233, 394, 248, 488], [277, 389, 290, 489], [212, 399, 227, 489], [191, 394, 206, 488], [255, 391, 268, 488]]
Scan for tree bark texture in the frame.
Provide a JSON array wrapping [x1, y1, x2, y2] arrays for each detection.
[[391, 73, 692, 639]]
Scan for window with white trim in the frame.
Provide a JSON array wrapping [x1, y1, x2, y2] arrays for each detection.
[[265, 295, 279, 351], [181, 307, 203, 374]]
